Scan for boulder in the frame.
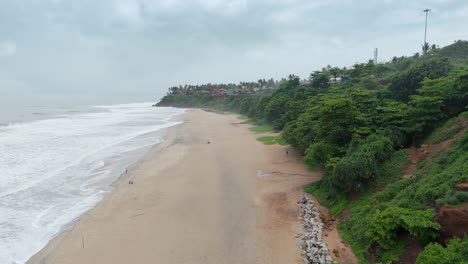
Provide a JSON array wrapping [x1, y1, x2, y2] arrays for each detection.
[[435, 204, 468, 244]]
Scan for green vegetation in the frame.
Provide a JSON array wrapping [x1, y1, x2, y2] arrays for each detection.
[[328, 134, 394, 192], [156, 40, 468, 263], [367, 207, 440, 249], [256, 135, 289, 146], [275, 135, 288, 145], [249, 125, 275, 133], [256, 136, 275, 145], [387, 132, 467, 210], [436, 191, 468, 206], [433, 125, 463, 144], [425, 118, 457, 143], [329, 150, 411, 262], [417, 160, 427, 169], [336, 131, 467, 262], [438, 40, 468, 65], [256, 136, 275, 142], [416, 237, 468, 264]]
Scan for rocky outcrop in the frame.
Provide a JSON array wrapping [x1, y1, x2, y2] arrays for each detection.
[[435, 204, 468, 244], [297, 196, 334, 264]]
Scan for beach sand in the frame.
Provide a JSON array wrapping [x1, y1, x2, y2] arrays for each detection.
[[27, 109, 322, 264]]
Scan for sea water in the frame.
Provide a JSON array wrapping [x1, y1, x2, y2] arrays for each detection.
[[0, 103, 185, 264]]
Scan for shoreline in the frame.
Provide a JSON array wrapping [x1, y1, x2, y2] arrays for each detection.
[[27, 109, 324, 264], [0, 104, 185, 264], [26, 112, 189, 264]]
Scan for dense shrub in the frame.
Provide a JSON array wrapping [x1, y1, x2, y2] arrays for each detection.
[[328, 135, 393, 191], [389, 56, 453, 102], [282, 113, 317, 152], [305, 142, 339, 166], [381, 126, 408, 148], [416, 237, 468, 264], [367, 206, 440, 249]]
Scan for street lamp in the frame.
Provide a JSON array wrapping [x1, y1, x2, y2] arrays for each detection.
[[423, 9, 431, 53]]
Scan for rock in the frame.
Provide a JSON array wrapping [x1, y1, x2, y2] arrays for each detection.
[[296, 195, 333, 264], [455, 183, 468, 192], [435, 204, 468, 243]]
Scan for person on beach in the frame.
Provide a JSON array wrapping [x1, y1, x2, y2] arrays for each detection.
[[126, 168, 133, 184]]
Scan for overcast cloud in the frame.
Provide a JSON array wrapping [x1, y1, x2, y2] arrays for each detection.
[[0, 0, 467, 105]]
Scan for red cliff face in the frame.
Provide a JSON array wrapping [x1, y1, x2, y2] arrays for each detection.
[[435, 204, 468, 244]]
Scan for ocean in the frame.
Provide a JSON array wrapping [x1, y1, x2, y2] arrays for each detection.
[[0, 102, 185, 264]]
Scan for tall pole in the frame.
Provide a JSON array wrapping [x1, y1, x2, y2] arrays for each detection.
[[374, 48, 378, 64], [423, 9, 431, 53]]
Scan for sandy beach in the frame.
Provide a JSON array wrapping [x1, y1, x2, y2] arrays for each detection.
[[27, 109, 322, 264]]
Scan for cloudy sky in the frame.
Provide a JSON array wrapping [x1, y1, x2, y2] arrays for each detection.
[[0, 0, 467, 105]]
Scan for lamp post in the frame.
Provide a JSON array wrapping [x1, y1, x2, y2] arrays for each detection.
[[423, 9, 431, 53]]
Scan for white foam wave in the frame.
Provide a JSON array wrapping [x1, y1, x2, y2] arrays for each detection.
[[0, 104, 185, 264]]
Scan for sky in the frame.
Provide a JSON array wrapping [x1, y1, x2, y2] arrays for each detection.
[[0, 0, 467, 106]]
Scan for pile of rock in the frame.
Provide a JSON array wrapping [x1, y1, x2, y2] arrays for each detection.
[[297, 195, 334, 264]]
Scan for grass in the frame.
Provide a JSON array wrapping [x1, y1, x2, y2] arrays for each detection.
[[432, 149, 445, 159], [256, 136, 276, 145], [249, 125, 274, 133], [257, 136, 275, 142], [256, 135, 290, 145], [237, 115, 257, 125], [417, 160, 427, 170], [374, 149, 410, 187], [436, 191, 468, 206], [304, 181, 349, 215], [275, 135, 288, 145], [424, 118, 455, 144], [424, 112, 466, 145], [241, 117, 289, 145], [432, 125, 462, 144], [386, 132, 468, 210]]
